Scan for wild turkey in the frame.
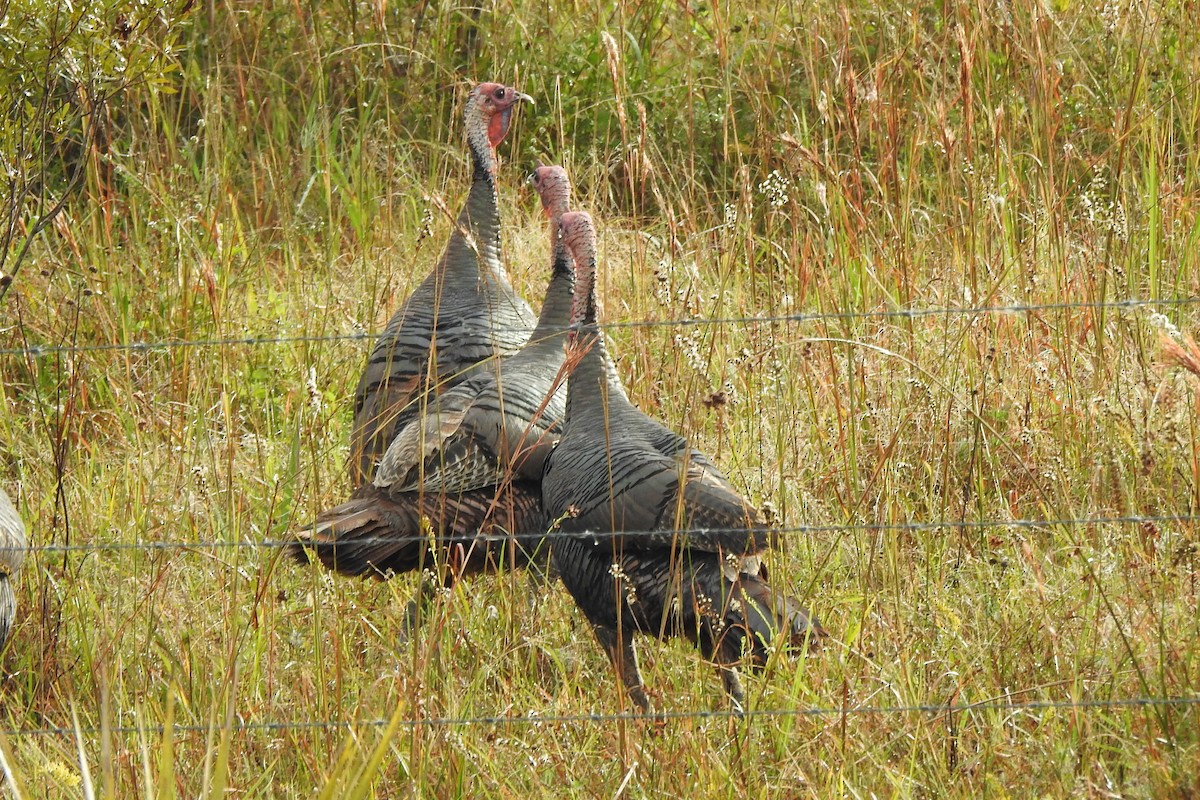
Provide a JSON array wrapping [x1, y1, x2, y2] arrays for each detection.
[[349, 81, 537, 487], [292, 166, 576, 629], [0, 486, 25, 650], [542, 211, 824, 712]]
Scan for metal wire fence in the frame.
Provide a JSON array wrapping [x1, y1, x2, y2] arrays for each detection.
[[1, 296, 1197, 360], [0, 512, 1195, 558], [4, 695, 1200, 740], [0, 294, 1197, 743]]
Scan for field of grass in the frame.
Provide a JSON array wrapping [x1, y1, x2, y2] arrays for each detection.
[[1, 0, 1199, 795]]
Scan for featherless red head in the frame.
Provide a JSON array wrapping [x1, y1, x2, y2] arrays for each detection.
[[467, 82, 533, 149], [529, 166, 571, 220]]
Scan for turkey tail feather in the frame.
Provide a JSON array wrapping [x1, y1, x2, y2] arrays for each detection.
[[288, 484, 545, 579], [289, 496, 422, 577]]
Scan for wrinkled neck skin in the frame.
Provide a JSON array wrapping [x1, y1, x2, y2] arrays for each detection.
[[565, 249, 632, 420], [442, 116, 503, 284], [466, 116, 496, 179]]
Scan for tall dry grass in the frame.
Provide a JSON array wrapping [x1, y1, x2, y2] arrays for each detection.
[[1, 0, 1198, 795]]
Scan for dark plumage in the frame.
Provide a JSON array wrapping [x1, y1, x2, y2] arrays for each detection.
[[290, 489, 543, 578], [348, 82, 537, 487], [291, 167, 577, 627], [0, 486, 26, 650], [542, 212, 824, 712]]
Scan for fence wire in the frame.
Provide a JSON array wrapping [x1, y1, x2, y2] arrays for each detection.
[[0, 512, 1195, 558], [3, 695, 1198, 740], [1, 296, 1197, 745], [3, 60, 1199, 762], [1, 296, 1197, 360]]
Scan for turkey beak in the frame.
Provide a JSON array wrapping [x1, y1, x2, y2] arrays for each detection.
[[514, 91, 534, 106]]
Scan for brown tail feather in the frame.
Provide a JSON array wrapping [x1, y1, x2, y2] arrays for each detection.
[[289, 496, 419, 576], [289, 484, 547, 579]]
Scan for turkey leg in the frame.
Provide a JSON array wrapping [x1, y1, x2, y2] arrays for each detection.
[[592, 624, 651, 712]]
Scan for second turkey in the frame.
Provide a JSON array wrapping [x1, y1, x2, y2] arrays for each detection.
[[542, 211, 825, 713]]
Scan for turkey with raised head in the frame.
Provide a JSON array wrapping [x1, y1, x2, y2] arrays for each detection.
[[0, 486, 25, 650], [349, 82, 537, 487], [542, 211, 824, 713], [292, 166, 576, 632]]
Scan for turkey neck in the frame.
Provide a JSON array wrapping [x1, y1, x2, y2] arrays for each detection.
[[525, 220, 574, 353], [439, 109, 504, 289], [563, 253, 628, 425]]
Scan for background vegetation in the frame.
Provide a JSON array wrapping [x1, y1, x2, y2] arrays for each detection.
[[1, 0, 1198, 795]]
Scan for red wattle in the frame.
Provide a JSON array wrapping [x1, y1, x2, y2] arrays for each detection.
[[489, 106, 514, 147]]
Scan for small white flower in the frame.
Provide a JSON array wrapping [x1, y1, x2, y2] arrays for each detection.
[[306, 366, 323, 413], [191, 465, 209, 494], [1147, 311, 1181, 340], [758, 169, 791, 208], [417, 207, 434, 241]]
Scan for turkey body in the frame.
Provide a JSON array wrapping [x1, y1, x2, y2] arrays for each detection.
[[301, 324, 567, 583], [543, 212, 823, 711], [292, 167, 576, 630], [348, 82, 536, 488], [551, 535, 815, 710], [0, 486, 25, 650]]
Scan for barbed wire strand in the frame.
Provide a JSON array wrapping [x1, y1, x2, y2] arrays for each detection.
[[2, 695, 1197, 739], [0, 512, 1194, 558], [2, 297, 1197, 360]]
